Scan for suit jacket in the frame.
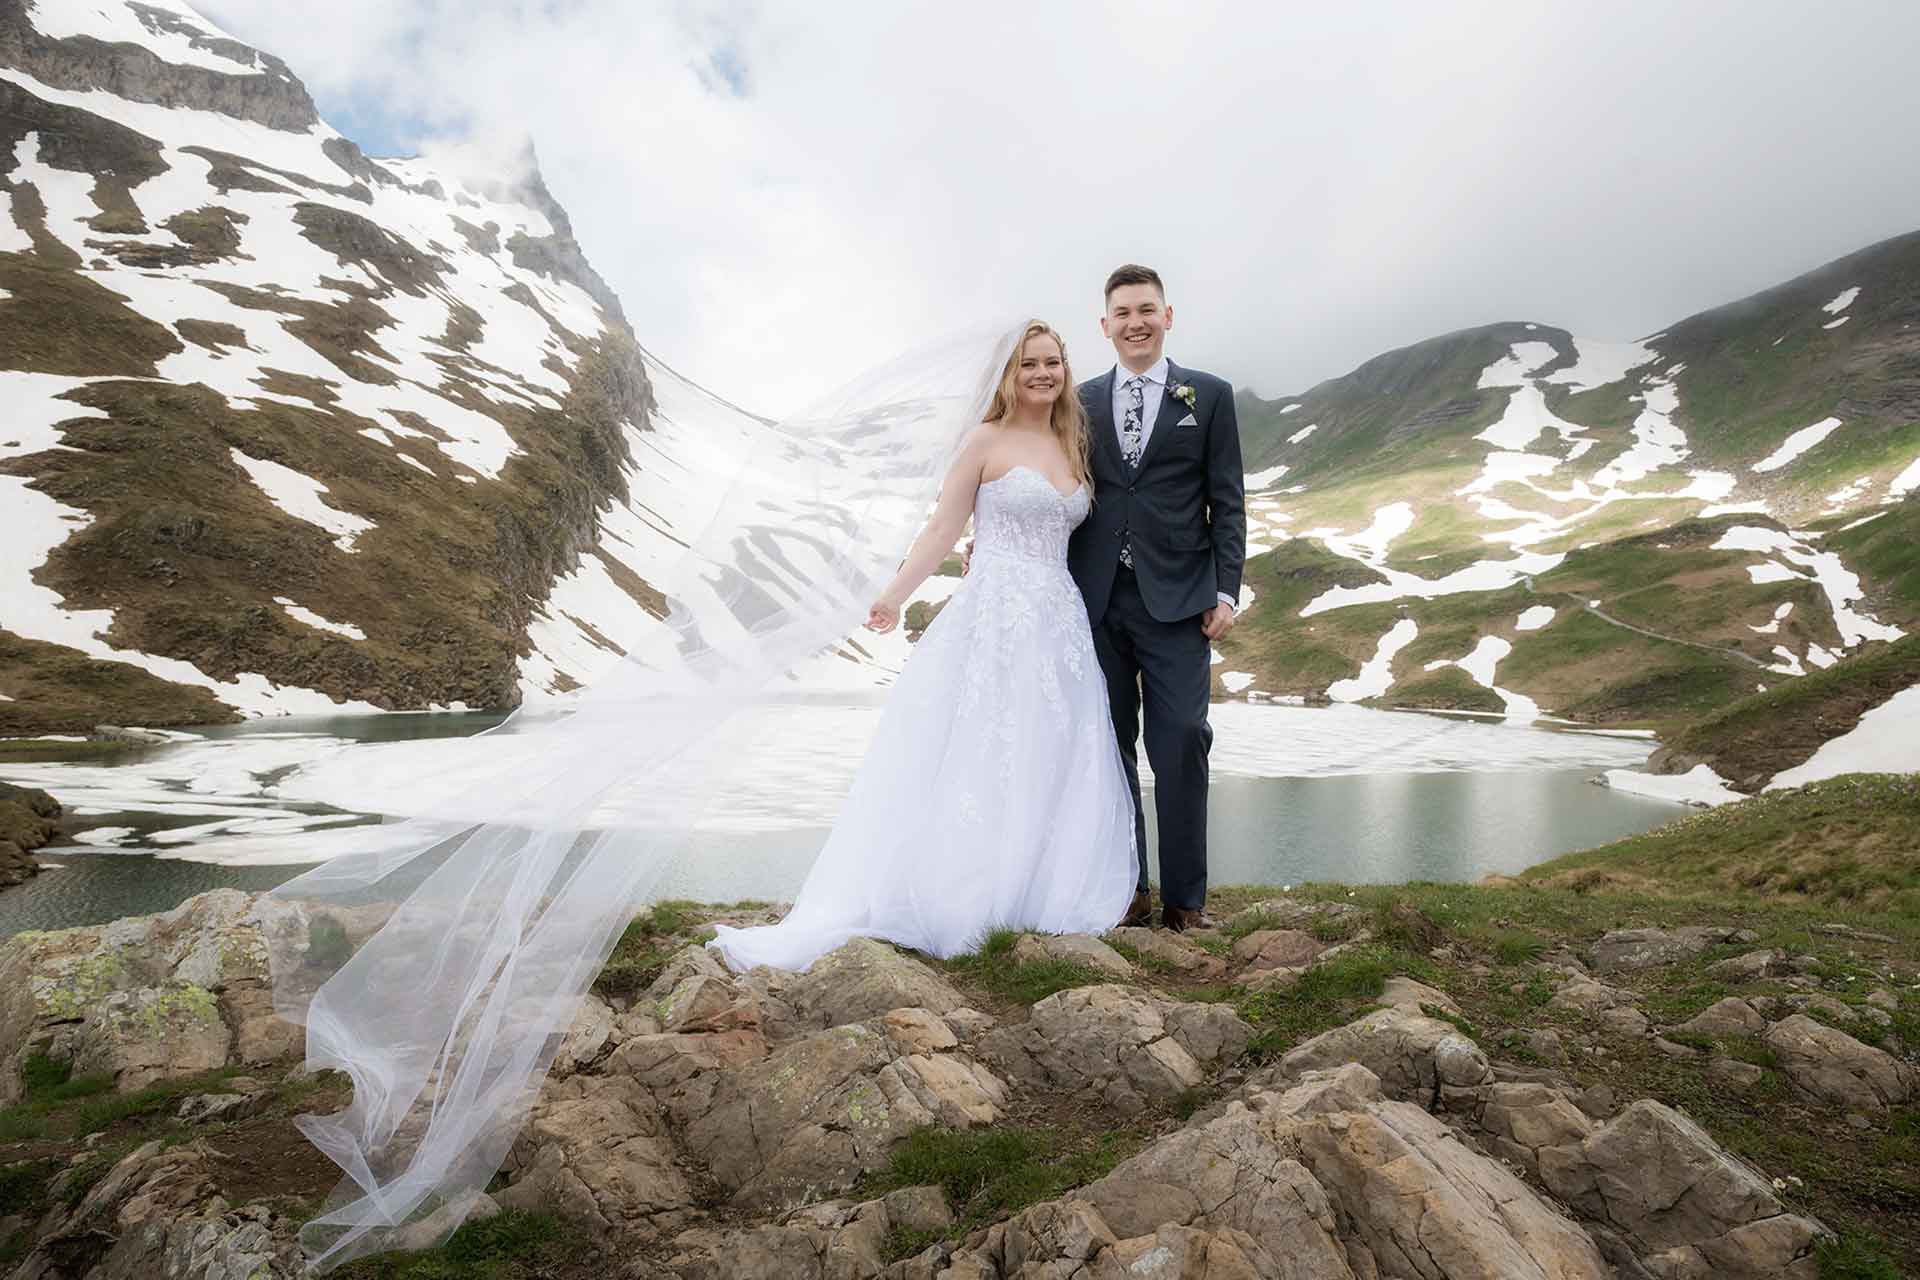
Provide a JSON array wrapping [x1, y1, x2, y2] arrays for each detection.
[[1069, 360, 1246, 626]]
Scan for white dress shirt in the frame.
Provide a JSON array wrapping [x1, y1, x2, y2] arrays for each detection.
[[1111, 358, 1236, 614]]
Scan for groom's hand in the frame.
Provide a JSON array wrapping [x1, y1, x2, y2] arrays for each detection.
[[1201, 601, 1237, 641]]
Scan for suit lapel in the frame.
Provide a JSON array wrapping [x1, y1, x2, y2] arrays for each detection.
[[1088, 370, 1122, 475], [1134, 359, 1186, 473]]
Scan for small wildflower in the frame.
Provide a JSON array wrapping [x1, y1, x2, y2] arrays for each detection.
[[1772, 1177, 1786, 1190]]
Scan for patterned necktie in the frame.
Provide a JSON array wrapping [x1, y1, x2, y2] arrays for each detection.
[[1120, 375, 1146, 469], [1119, 375, 1146, 568]]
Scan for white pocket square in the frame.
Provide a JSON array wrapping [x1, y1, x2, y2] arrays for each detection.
[[1177, 413, 1199, 427]]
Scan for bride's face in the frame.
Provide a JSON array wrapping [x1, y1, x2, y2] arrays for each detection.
[[1016, 334, 1066, 410]]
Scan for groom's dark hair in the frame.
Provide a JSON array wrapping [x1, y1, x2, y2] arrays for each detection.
[[1104, 263, 1164, 302]]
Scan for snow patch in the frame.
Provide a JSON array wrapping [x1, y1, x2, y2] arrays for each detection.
[[1280, 403, 1302, 415], [230, 450, 374, 552], [1541, 337, 1657, 391], [275, 597, 367, 641], [1286, 422, 1318, 444], [1821, 286, 1861, 315], [1245, 463, 1290, 490], [1605, 764, 1745, 808], [1753, 417, 1843, 472], [1221, 671, 1255, 694], [1822, 316, 1850, 331], [1326, 618, 1417, 703], [1713, 525, 1903, 647], [1515, 605, 1556, 631], [1770, 685, 1920, 788]]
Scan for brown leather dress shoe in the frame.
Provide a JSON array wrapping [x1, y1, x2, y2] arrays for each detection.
[[1121, 889, 1153, 928], [1162, 906, 1218, 933]]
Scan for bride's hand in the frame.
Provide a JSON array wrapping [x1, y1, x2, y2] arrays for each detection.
[[866, 598, 902, 633]]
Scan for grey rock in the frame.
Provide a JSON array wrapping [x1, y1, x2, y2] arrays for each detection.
[[1671, 998, 1766, 1040], [1764, 1014, 1917, 1112], [980, 984, 1248, 1113], [1539, 1100, 1822, 1277], [1588, 926, 1745, 973], [1008, 931, 1133, 977], [1276, 1006, 1491, 1102]]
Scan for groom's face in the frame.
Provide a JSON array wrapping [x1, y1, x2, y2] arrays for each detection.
[[1101, 284, 1173, 369]]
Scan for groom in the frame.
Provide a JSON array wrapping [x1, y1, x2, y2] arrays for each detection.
[[1069, 264, 1245, 932]]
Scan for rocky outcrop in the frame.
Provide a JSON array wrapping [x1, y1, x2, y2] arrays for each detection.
[[1008, 932, 1133, 978], [979, 985, 1250, 1113], [1537, 1100, 1823, 1277], [8, 1138, 301, 1279], [1764, 1014, 1918, 1112], [494, 1071, 696, 1239], [669, 1011, 1009, 1211], [741, 937, 970, 1039], [667, 1185, 954, 1280], [1271, 1006, 1492, 1104], [0, 782, 60, 889], [0, 889, 301, 1102], [1587, 927, 1756, 974]]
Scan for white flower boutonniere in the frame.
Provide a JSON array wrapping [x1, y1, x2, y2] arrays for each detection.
[[1170, 382, 1198, 412]]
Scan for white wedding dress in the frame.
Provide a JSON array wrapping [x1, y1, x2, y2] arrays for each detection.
[[708, 465, 1138, 971]]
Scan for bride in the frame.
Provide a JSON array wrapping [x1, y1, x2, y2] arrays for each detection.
[[266, 321, 1134, 1271], [708, 320, 1138, 971]]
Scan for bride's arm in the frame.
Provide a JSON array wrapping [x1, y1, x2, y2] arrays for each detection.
[[867, 429, 990, 633]]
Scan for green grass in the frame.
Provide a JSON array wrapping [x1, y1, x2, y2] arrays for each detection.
[[594, 901, 707, 997], [940, 930, 1109, 1006], [333, 1209, 568, 1280], [1236, 943, 1424, 1061], [1815, 1226, 1905, 1279], [859, 1125, 1140, 1238], [1523, 774, 1920, 916]]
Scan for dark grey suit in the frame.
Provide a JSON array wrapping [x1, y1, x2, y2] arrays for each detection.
[[1068, 361, 1245, 910]]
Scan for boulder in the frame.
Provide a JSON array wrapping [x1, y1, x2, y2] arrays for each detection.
[[1276, 1006, 1491, 1102], [672, 1016, 1007, 1210], [1588, 927, 1750, 974], [11, 1138, 300, 1279], [1550, 977, 1638, 1016], [1104, 925, 1225, 976], [1296, 1100, 1612, 1279], [495, 1072, 696, 1238], [1009, 932, 1134, 977], [1474, 1082, 1595, 1177], [1763, 1014, 1917, 1112], [1077, 1097, 1357, 1276], [0, 782, 60, 889], [0, 890, 303, 1101], [1538, 1100, 1822, 1277], [1671, 998, 1766, 1040], [1231, 929, 1325, 973], [667, 1185, 952, 1280], [980, 984, 1249, 1113], [1709, 950, 1786, 981], [754, 938, 968, 1037], [1597, 1006, 1651, 1039]]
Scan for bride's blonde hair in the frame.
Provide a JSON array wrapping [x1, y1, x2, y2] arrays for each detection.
[[985, 320, 1091, 489]]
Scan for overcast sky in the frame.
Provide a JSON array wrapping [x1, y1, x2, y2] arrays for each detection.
[[202, 1, 1920, 417]]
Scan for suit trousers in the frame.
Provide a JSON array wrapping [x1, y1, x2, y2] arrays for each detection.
[[1090, 565, 1213, 910]]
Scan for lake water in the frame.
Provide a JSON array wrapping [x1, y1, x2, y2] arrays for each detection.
[[0, 703, 1677, 941]]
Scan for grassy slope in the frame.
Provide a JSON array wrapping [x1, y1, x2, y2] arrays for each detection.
[[1661, 634, 1920, 788]]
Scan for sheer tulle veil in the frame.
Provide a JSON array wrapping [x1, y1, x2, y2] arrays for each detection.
[[262, 324, 1022, 1271]]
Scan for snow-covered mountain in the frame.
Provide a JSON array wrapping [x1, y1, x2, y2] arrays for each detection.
[[0, 0, 939, 734], [1219, 233, 1920, 732]]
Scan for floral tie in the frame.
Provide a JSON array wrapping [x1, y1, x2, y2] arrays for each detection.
[[1119, 375, 1145, 568]]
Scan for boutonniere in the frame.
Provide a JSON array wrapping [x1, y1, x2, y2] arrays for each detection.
[[1170, 382, 1198, 412]]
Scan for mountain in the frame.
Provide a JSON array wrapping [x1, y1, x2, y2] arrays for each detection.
[[0, 0, 945, 735], [1216, 231, 1920, 730], [2, 0, 1915, 746]]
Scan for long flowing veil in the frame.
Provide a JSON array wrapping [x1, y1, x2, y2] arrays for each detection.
[[261, 324, 1021, 1272]]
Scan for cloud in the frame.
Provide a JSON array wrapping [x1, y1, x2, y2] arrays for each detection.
[[199, 0, 1920, 415]]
